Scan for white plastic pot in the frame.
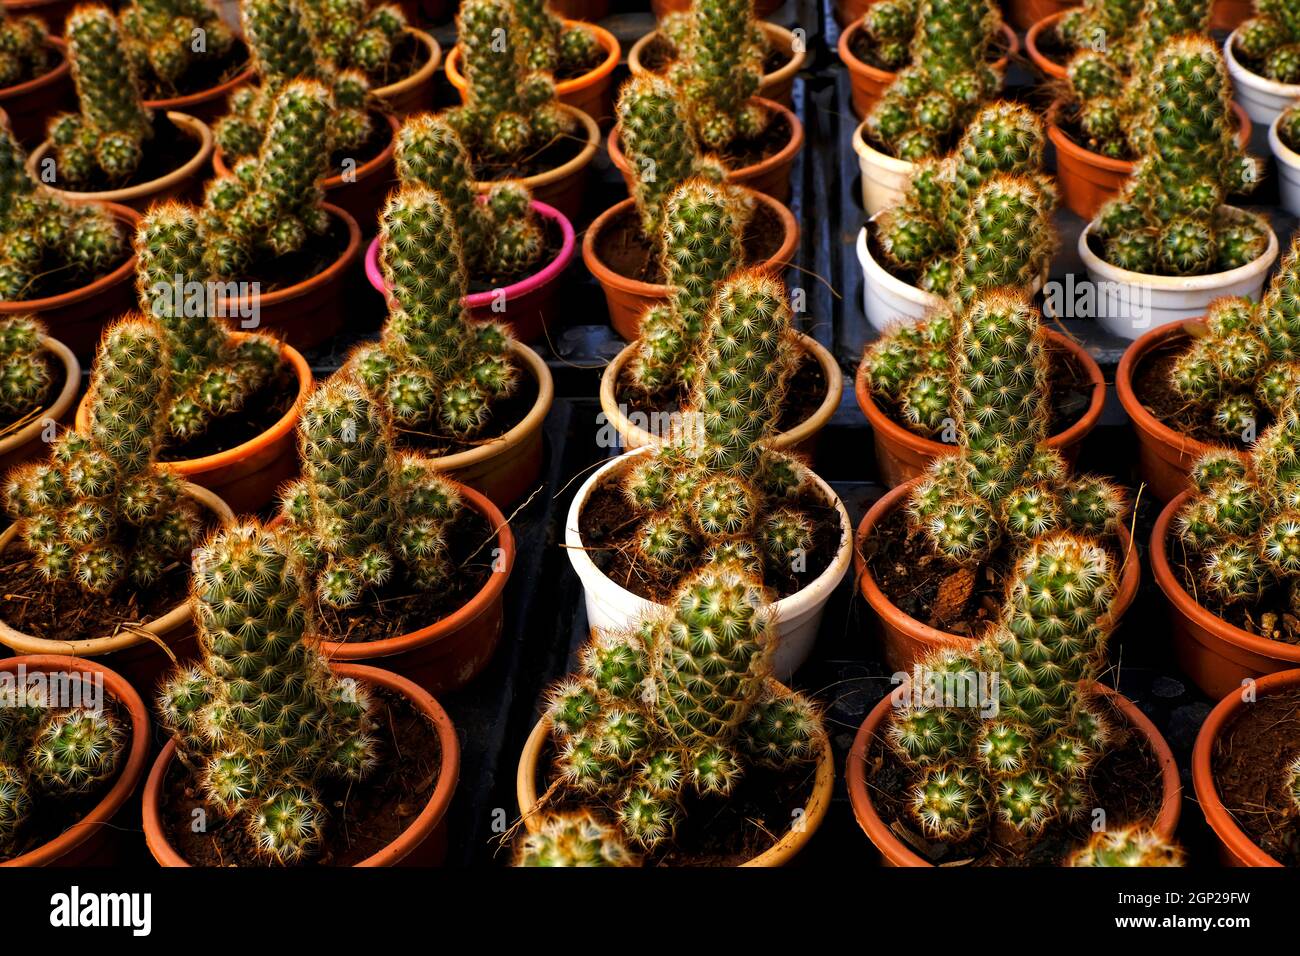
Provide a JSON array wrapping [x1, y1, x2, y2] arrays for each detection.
[[1078, 211, 1279, 339], [852, 120, 914, 216], [564, 448, 853, 680], [1225, 30, 1300, 130], [1270, 112, 1300, 218]]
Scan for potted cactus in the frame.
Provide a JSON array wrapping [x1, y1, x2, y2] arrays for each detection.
[[363, 113, 576, 345], [596, 178, 840, 458], [141, 521, 460, 866], [118, 0, 254, 122], [1078, 36, 1278, 337], [587, 76, 797, 338], [1151, 426, 1300, 698], [446, 0, 617, 125], [856, 289, 1136, 671], [631, 0, 806, 111], [1116, 237, 1300, 502], [438, 0, 598, 222], [0, 316, 78, 472], [1025, 0, 1147, 81], [0, 7, 72, 144], [29, 5, 214, 210], [567, 268, 853, 678], [0, 654, 148, 866], [848, 532, 1180, 866], [514, 565, 832, 866], [0, 122, 136, 358], [1192, 668, 1300, 866], [0, 319, 234, 690], [267, 379, 515, 692], [351, 185, 552, 508], [839, 0, 1015, 118], [1225, 0, 1300, 129], [1272, 101, 1300, 216]]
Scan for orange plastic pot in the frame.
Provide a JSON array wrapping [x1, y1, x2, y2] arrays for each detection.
[[583, 191, 798, 340], [1003, 0, 1073, 31], [1151, 493, 1300, 700], [315, 484, 515, 694], [1211, 0, 1252, 31], [652, 0, 782, 15], [1, 0, 75, 31], [1191, 668, 1299, 867], [142, 662, 461, 866], [472, 104, 599, 224], [855, 478, 1142, 674], [1115, 322, 1231, 504], [551, 0, 609, 18], [855, 327, 1105, 488], [839, 20, 1017, 118], [0, 655, 149, 867], [0, 202, 139, 360], [372, 28, 442, 116], [445, 21, 619, 124], [846, 681, 1182, 866], [1025, 11, 1069, 81], [0, 333, 78, 473], [143, 57, 255, 125], [0, 36, 73, 145], [75, 338, 312, 514], [834, 0, 877, 25]]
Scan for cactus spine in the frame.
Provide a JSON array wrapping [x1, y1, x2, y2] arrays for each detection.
[[514, 811, 638, 866], [0, 316, 51, 419], [1067, 826, 1185, 865], [118, 0, 237, 95]]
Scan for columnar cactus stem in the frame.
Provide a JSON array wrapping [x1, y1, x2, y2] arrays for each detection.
[[0, 316, 51, 419]]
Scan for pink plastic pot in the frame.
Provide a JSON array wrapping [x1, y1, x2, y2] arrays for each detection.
[[366, 199, 575, 343]]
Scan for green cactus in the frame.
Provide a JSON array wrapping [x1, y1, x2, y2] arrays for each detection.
[[513, 0, 603, 76], [0, 764, 29, 852], [118, 0, 237, 96], [1056, 0, 1145, 56], [0, 8, 53, 88], [156, 521, 379, 863], [859, 0, 918, 70], [214, 0, 371, 160], [48, 5, 154, 187], [4, 319, 203, 595], [345, 186, 518, 442], [515, 810, 638, 866], [1234, 0, 1300, 83], [0, 316, 52, 420], [297, 0, 407, 79], [1068, 826, 1186, 865], [1280, 104, 1300, 154]]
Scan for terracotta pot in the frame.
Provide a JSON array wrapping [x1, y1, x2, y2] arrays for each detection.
[[0, 202, 139, 361], [0, 36, 73, 145], [550, 0, 609, 18], [74, 338, 311, 514], [214, 113, 397, 237], [142, 662, 461, 866], [629, 22, 805, 109], [312, 484, 513, 694], [1191, 668, 1298, 867], [0, 333, 78, 473], [0, 655, 149, 867], [608, 96, 803, 204], [855, 478, 1142, 674], [652, 0, 783, 15], [598, 332, 842, 459], [583, 191, 798, 340], [364, 198, 576, 343], [515, 677, 833, 866], [0, 484, 234, 694], [1025, 11, 1068, 81], [372, 28, 442, 116], [855, 327, 1105, 488], [1004, 0, 1073, 31], [142, 56, 255, 126], [1152, 493, 1300, 700], [1114, 322, 1228, 504], [446, 21, 619, 124], [27, 111, 213, 212], [1, 0, 75, 31], [846, 681, 1182, 866], [839, 20, 1017, 118], [470, 103, 598, 224], [210, 203, 362, 351], [1211, 0, 1253, 32], [1051, 101, 1252, 221], [834, 0, 877, 25]]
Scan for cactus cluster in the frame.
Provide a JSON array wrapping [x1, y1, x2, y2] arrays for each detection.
[[513, 0, 604, 77], [0, 316, 51, 421], [48, 5, 155, 187], [875, 103, 1055, 299], [0, 698, 126, 857], [1168, 238, 1300, 441], [214, 0, 371, 160], [345, 186, 518, 442], [157, 522, 379, 863], [857, 0, 918, 70], [0, 123, 127, 300], [445, 0, 575, 163], [1092, 36, 1269, 277], [514, 810, 637, 866], [298, 0, 407, 80], [1235, 0, 1300, 83], [863, 0, 1005, 161], [1054, 0, 1145, 59], [0, 8, 53, 87], [4, 320, 204, 595], [885, 533, 1124, 849], [277, 380, 467, 610], [119, 0, 238, 96], [394, 113, 547, 279], [529, 562, 824, 855], [134, 203, 282, 443], [1067, 826, 1185, 865]]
